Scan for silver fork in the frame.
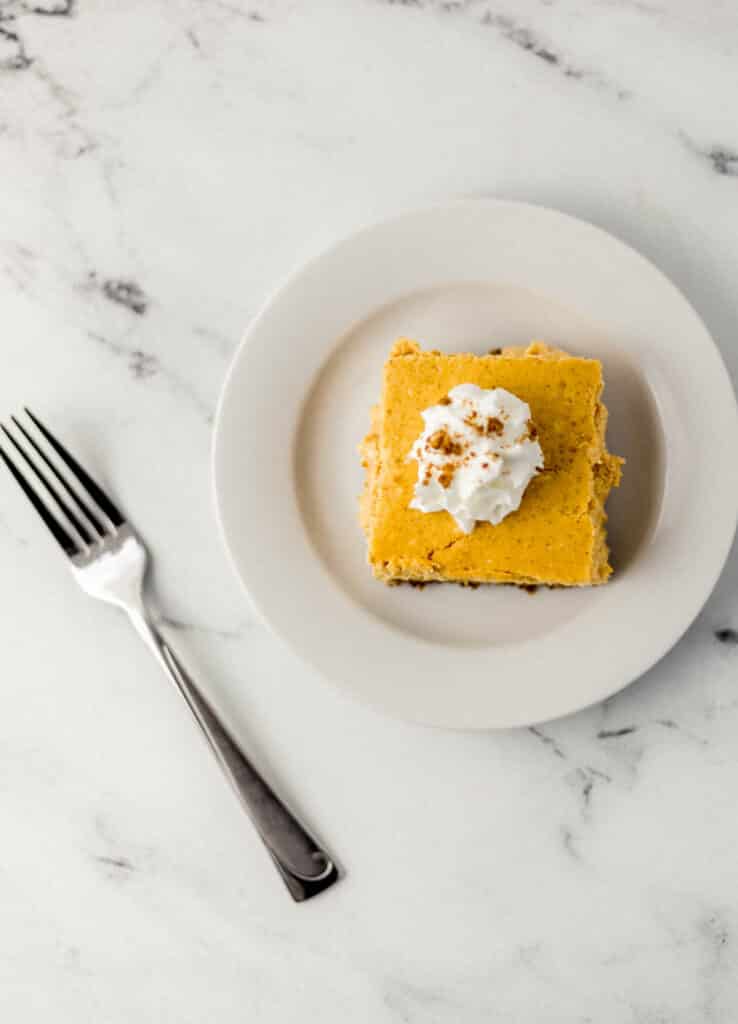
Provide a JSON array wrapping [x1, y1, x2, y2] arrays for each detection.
[[0, 409, 339, 902]]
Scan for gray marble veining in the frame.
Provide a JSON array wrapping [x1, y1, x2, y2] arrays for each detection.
[[1, 1, 738, 1021]]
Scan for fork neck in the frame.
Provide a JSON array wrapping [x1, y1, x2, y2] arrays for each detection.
[[126, 605, 165, 661]]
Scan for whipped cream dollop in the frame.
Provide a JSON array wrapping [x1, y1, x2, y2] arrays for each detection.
[[408, 384, 544, 533]]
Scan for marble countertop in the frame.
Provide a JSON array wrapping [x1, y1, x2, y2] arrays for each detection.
[[2, 1, 738, 1020]]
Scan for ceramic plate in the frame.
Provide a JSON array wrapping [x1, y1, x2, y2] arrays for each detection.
[[213, 201, 738, 729]]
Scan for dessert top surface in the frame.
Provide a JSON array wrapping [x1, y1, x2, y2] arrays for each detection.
[[366, 340, 611, 583]]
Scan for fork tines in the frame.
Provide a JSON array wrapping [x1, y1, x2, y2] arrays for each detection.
[[0, 410, 124, 557]]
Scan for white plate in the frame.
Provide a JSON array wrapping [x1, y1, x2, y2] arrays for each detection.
[[213, 201, 738, 729]]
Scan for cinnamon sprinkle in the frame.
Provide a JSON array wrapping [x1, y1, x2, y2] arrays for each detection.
[[426, 429, 464, 456]]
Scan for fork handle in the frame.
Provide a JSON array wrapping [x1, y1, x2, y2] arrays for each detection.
[[127, 610, 339, 902]]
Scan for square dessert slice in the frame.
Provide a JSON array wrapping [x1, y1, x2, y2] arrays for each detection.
[[360, 339, 623, 586]]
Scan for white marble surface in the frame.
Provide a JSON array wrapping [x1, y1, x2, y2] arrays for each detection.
[[2, 0, 738, 1020]]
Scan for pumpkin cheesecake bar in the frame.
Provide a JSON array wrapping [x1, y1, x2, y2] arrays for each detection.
[[359, 339, 623, 586]]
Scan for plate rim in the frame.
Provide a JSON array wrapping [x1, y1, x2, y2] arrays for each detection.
[[212, 198, 738, 729]]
